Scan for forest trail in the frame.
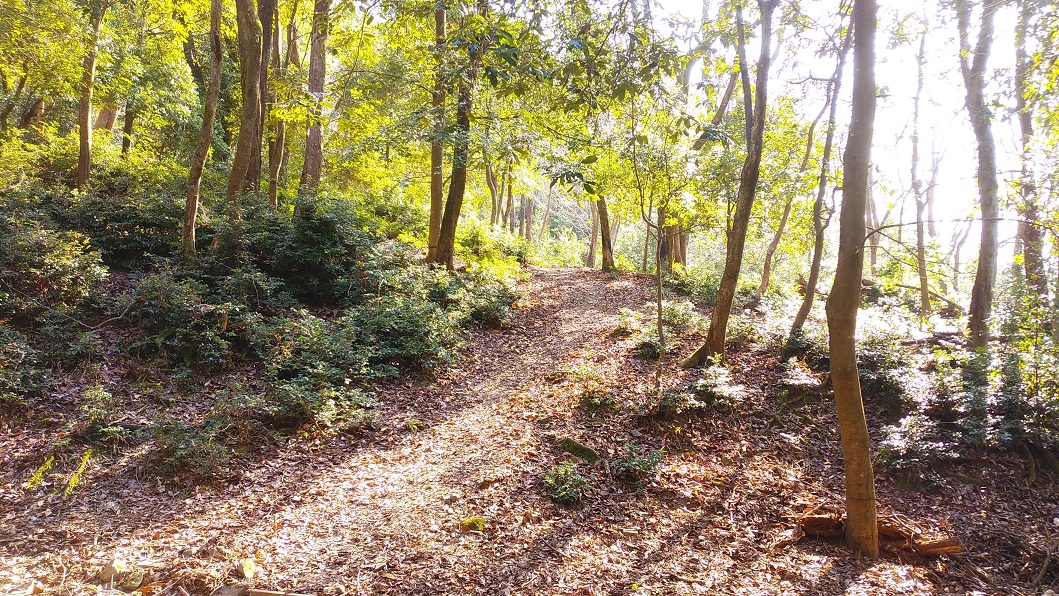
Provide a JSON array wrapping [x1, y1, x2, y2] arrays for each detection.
[[0, 267, 1049, 595]]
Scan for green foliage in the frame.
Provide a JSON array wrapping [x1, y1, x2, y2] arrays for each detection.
[[877, 413, 954, 489], [0, 204, 107, 320], [612, 444, 664, 488], [579, 385, 617, 414], [543, 461, 588, 505], [857, 328, 911, 416], [0, 323, 46, 404], [151, 418, 232, 480], [126, 272, 244, 372]]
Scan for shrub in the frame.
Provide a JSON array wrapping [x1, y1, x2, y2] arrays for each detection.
[[857, 329, 911, 416], [151, 419, 231, 480], [0, 324, 46, 404], [237, 384, 378, 432], [877, 413, 954, 489], [543, 462, 588, 505], [126, 272, 245, 372], [580, 385, 617, 414], [57, 191, 183, 268], [0, 215, 107, 320], [613, 444, 664, 488]]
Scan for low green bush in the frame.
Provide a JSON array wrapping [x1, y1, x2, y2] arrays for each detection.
[[613, 444, 664, 488], [543, 461, 588, 505], [0, 323, 47, 404]]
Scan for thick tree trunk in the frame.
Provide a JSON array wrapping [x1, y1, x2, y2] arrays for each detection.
[[587, 201, 599, 268], [19, 97, 44, 130], [956, 0, 999, 350], [432, 0, 489, 269], [94, 102, 117, 131], [683, 0, 778, 367], [225, 0, 263, 210], [76, 6, 106, 189], [246, 0, 276, 191], [183, 0, 222, 259], [789, 10, 852, 337], [298, 0, 331, 206], [912, 32, 931, 320], [827, 0, 879, 559], [596, 197, 614, 271], [0, 69, 28, 129], [427, 6, 446, 260]]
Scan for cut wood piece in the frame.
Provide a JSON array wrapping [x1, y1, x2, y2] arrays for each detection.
[[797, 514, 844, 538], [247, 590, 314, 596], [913, 537, 965, 556]]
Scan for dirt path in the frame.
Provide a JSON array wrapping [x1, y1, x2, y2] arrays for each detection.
[[1, 267, 1052, 595]]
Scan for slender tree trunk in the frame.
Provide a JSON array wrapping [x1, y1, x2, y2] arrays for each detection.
[[1014, 0, 1046, 296], [432, 0, 489, 269], [538, 185, 553, 239], [956, 0, 999, 350], [485, 149, 499, 227], [526, 192, 535, 242], [427, 6, 446, 260], [226, 0, 263, 210], [19, 97, 44, 130], [953, 220, 971, 292], [268, 11, 285, 212], [756, 194, 793, 300], [120, 105, 135, 157], [865, 170, 880, 275], [94, 102, 117, 130], [297, 0, 331, 207], [927, 150, 939, 238], [587, 201, 599, 268], [518, 195, 527, 237], [505, 173, 516, 232], [912, 32, 931, 320], [642, 208, 652, 273], [683, 0, 779, 367], [76, 4, 107, 189], [597, 197, 614, 271], [827, 0, 879, 559], [789, 14, 852, 337], [183, 0, 222, 259]]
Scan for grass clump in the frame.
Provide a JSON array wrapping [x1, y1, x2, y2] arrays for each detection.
[[613, 444, 664, 488]]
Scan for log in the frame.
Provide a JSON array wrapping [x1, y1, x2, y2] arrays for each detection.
[[913, 537, 965, 556], [795, 512, 964, 556]]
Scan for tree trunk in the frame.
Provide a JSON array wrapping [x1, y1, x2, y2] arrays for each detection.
[[297, 0, 331, 207], [587, 201, 599, 268], [1014, 0, 1046, 296], [683, 0, 779, 367], [518, 195, 527, 237], [642, 209, 652, 273], [246, 0, 276, 191], [485, 150, 499, 227], [94, 102, 117, 131], [826, 0, 879, 559], [865, 169, 880, 275], [953, 220, 971, 292], [912, 32, 931, 320], [427, 6, 446, 260], [538, 185, 553, 239], [19, 97, 44, 130], [597, 197, 614, 271], [120, 105, 135, 157], [431, 0, 489, 270], [756, 193, 793, 300], [956, 0, 999, 350], [789, 10, 852, 337], [76, 4, 107, 189], [506, 174, 516, 232], [183, 0, 222, 259], [225, 0, 263, 210], [526, 192, 535, 242]]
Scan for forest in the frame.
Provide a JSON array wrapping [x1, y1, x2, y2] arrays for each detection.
[[1, 0, 1058, 593]]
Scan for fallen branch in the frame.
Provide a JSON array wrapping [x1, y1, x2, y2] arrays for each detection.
[[795, 511, 965, 556]]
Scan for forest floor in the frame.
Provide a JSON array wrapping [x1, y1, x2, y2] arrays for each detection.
[[2, 267, 1058, 595]]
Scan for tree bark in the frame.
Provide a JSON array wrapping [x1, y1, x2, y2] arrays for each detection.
[[526, 192, 535, 242], [596, 197, 614, 271], [587, 201, 599, 268], [246, 0, 276, 191], [120, 104, 135, 157], [427, 6, 446, 260], [226, 0, 263, 209], [19, 97, 44, 131], [827, 0, 879, 559], [0, 68, 28, 129], [912, 32, 931, 320], [75, 2, 108, 189], [683, 0, 779, 367], [956, 0, 999, 350], [297, 0, 331, 207], [432, 0, 490, 269], [183, 0, 222, 259], [1014, 0, 1046, 296], [539, 185, 553, 239]]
